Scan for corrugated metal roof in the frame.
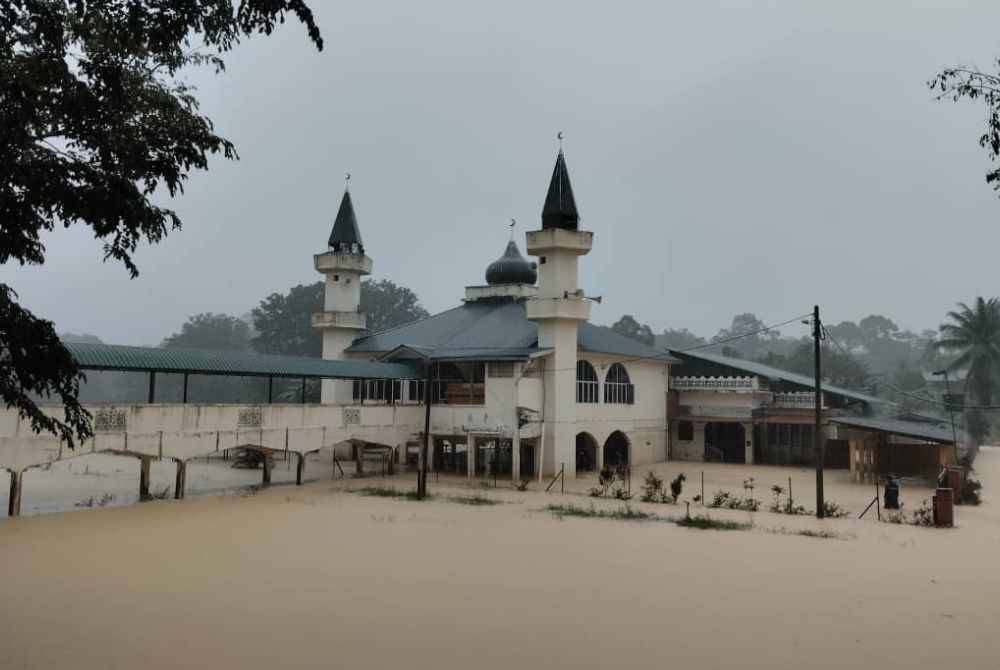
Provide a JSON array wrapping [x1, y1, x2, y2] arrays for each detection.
[[830, 416, 964, 444], [65, 342, 419, 379], [670, 349, 881, 405], [346, 300, 679, 364]]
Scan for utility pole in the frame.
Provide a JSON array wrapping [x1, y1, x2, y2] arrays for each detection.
[[813, 305, 825, 519], [932, 369, 960, 465], [417, 359, 433, 499]]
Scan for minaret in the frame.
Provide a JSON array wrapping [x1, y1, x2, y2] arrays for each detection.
[[526, 148, 593, 476], [313, 185, 372, 403]]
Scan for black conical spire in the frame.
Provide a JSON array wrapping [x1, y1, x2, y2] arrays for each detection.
[[328, 190, 364, 254], [541, 150, 579, 230]]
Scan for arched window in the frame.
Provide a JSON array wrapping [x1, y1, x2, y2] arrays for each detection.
[[604, 363, 634, 405], [576, 360, 599, 403]]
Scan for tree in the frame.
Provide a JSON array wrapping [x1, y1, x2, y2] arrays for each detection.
[[1, 2, 322, 446], [162, 313, 252, 351], [937, 297, 1000, 406], [713, 313, 781, 359], [930, 61, 1000, 199], [252, 282, 323, 357], [610, 315, 655, 346], [859, 314, 899, 342], [758, 342, 870, 391], [656, 328, 707, 351], [363, 279, 430, 335], [252, 279, 430, 357]]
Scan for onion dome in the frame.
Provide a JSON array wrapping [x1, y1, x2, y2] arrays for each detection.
[[485, 240, 537, 285]]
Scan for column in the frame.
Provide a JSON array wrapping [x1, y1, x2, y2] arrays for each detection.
[[744, 422, 755, 465]]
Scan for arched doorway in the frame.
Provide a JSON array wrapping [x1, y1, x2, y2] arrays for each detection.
[[704, 422, 746, 463], [575, 432, 598, 472], [603, 431, 630, 468]]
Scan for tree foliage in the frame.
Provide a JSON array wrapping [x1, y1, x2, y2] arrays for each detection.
[[0, 1, 321, 444], [610, 315, 655, 346], [937, 297, 1000, 406], [162, 313, 252, 351], [930, 62, 1000, 197], [252, 279, 430, 357], [0, 286, 90, 446]]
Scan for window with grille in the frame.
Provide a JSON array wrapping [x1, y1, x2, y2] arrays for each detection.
[[604, 363, 635, 405], [576, 360, 599, 403]]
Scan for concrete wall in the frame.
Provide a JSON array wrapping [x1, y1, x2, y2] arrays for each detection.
[[574, 355, 669, 468], [0, 400, 543, 472]]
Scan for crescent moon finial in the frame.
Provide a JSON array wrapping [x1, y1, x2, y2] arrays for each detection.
[[557, 131, 564, 153], [345, 172, 351, 190]]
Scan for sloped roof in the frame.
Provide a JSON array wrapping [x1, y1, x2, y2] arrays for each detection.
[[830, 416, 964, 445], [65, 342, 418, 379], [669, 348, 881, 405], [347, 300, 679, 363]]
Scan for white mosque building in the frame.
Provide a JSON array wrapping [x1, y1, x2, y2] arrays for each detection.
[[312, 149, 677, 479]]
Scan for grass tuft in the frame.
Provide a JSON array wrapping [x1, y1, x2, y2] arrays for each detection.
[[355, 486, 428, 501], [795, 528, 841, 540], [448, 494, 502, 506], [674, 514, 751, 531], [545, 503, 657, 521]]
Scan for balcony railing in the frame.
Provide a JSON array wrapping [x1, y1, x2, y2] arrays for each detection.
[[671, 376, 756, 391]]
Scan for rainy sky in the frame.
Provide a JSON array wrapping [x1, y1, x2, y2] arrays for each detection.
[[5, 0, 1000, 345]]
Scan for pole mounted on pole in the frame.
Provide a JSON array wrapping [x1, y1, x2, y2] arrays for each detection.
[[813, 305, 825, 519]]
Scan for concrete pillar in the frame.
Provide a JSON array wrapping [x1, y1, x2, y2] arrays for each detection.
[[174, 460, 187, 500], [596, 437, 605, 472], [467, 436, 476, 478], [295, 453, 305, 485], [8, 470, 23, 517], [744, 422, 755, 465], [262, 452, 272, 486], [139, 457, 151, 501]]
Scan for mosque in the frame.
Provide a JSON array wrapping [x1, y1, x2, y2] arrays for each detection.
[[0, 149, 967, 516], [313, 149, 677, 479]]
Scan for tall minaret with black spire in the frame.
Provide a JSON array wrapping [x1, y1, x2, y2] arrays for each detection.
[[526, 143, 593, 476], [313, 181, 372, 403]]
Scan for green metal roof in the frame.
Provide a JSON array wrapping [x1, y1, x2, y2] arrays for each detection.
[[670, 349, 882, 406], [65, 342, 419, 380], [347, 299, 679, 364], [830, 416, 965, 445]]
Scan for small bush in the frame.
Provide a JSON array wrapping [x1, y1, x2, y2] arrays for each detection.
[[708, 490, 759, 512], [149, 485, 171, 500], [75, 492, 115, 508], [515, 478, 531, 492], [669, 473, 686, 502], [960, 477, 982, 506], [822, 501, 848, 519], [675, 515, 751, 531], [640, 471, 664, 503], [911, 499, 934, 527]]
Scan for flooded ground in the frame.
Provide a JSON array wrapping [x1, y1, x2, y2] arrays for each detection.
[[1, 449, 997, 669]]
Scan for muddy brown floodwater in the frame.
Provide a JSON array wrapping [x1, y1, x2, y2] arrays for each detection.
[[2, 449, 999, 669]]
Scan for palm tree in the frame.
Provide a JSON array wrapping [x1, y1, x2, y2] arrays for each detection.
[[938, 297, 1000, 406]]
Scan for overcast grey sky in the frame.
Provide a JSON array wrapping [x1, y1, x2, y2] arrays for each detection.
[[5, 1, 1000, 345]]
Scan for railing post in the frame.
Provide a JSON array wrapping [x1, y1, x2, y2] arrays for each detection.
[[561, 463, 564, 494]]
